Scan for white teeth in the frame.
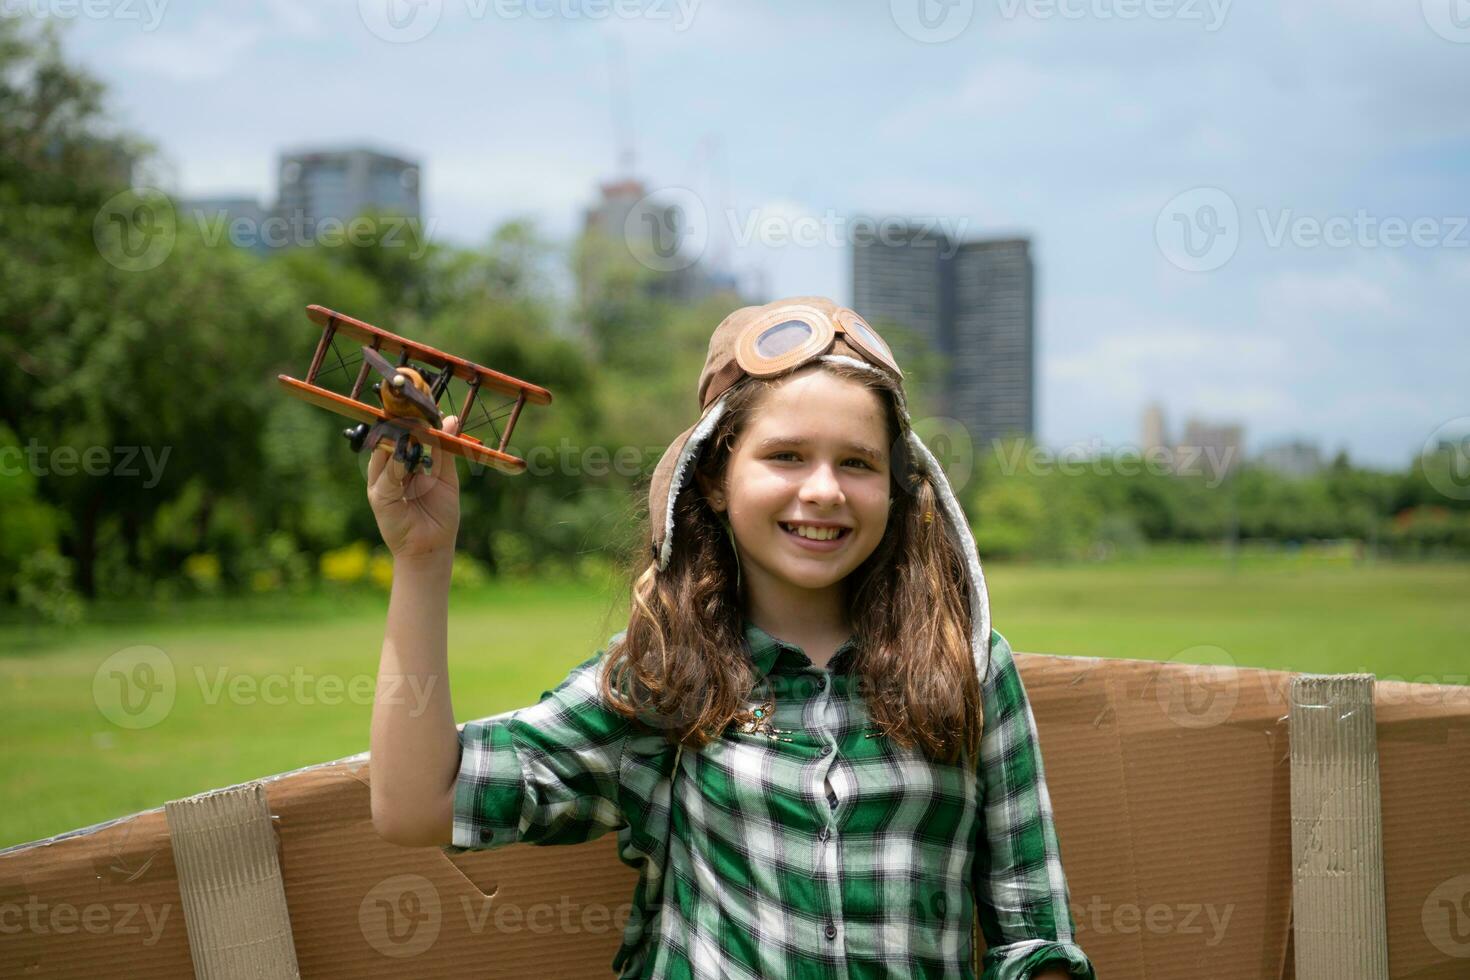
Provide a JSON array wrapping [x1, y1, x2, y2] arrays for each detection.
[[782, 523, 844, 541]]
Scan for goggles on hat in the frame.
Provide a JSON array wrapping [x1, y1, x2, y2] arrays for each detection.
[[729, 303, 902, 387]]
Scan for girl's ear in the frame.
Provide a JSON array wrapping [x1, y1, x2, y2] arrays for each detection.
[[695, 471, 726, 513]]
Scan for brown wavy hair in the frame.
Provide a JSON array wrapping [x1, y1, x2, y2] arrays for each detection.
[[599, 360, 982, 765]]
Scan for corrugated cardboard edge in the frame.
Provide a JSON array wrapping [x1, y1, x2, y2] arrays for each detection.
[[5, 657, 1466, 978], [0, 748, 365, 859], [164, 782, 301, 980], [1289, 674, 1390, 979]]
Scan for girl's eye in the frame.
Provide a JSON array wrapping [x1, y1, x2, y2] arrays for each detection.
[[769, 452, 873, 469]]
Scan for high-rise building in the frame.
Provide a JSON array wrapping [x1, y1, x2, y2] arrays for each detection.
[[1179, 417, 1244, 481], [176, 196, 272, 255], [1257, 439, 1323, 479], [578, 177, 736, 307], [274, 146, 420, 237], [853, 227, 1034, 451], [1141, 402, 1169, 456]]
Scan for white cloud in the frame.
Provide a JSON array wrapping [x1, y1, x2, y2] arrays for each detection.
[[1259, 268, 1396, 320], [51, 0, 1468, 468], [113, 17, 264, 82]]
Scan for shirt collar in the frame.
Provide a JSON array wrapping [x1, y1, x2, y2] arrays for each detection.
[[742, 618, 860, 675]]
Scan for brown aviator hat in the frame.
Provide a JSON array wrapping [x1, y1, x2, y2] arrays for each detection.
[[644, 295, 994, 680]]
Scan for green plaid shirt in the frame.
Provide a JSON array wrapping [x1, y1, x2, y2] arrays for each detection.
[[445, 623, 1095, 980]]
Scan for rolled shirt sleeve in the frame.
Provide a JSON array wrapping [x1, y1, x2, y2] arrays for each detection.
[[442, 640, 631, 855], [973, 630, 1096, 980]]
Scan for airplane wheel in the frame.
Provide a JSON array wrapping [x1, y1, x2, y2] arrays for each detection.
[[397, 433, 424, 474], [343, 423, 370, 453]]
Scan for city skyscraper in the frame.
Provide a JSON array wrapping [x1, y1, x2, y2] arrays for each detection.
[[578, 177, 738, 307], [853, 226, 1035, 452], [275, 146, 420, 237]]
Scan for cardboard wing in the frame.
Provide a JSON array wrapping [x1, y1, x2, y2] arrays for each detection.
[[2, 653, 1466, 978]]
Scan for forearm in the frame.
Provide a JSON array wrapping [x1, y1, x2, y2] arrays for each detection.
[[369, 551, 460, 842]]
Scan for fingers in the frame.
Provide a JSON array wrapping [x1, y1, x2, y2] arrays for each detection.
[[367, 418, 460, 499], [367, 436, 388, 485], [367, 439, 405, 498], [436, 415, 461, 493]]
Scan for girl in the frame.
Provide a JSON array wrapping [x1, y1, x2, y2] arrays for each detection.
[[367, 296, 1095, 980]]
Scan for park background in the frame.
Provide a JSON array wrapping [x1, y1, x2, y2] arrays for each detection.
[[1, 6, 1467, 848]]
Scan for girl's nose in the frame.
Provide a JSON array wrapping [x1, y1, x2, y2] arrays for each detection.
[[799, 462, 845, 505]]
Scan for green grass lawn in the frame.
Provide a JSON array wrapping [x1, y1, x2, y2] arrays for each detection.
[[2, 551, 1466, 850]]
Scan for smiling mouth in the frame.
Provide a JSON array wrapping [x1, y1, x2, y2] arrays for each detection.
[[778, 522, 851, 542]]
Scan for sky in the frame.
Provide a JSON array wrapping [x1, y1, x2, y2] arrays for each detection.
[[43, 0, 1470, 469]]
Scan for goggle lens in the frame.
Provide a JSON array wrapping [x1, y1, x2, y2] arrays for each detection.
[[755, 319, 815, 359], [836, 311, 902, 378]]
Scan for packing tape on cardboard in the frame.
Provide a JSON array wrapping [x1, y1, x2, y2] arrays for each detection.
[[1289, 673, 1390, 979], [164, 782, 301, 980]]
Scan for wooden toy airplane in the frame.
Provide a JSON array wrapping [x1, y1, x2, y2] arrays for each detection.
[[277, 305, 552, 475]]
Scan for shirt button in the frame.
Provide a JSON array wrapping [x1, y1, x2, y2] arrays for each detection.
[[819, 745, 832, 757], [824, 922, 837, 940], [818, 827, 829, 841]]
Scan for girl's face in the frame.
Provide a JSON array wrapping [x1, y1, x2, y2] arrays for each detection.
[[704, 366, 893, 599]]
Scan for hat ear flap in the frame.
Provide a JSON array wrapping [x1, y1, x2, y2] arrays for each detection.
[[903, 429, 993, 686], [652, 398, 729, 571]]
